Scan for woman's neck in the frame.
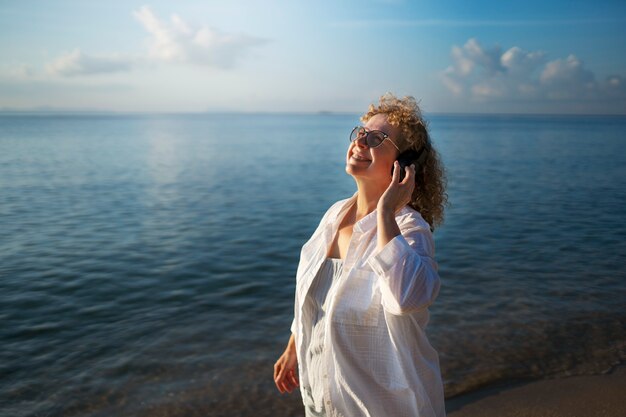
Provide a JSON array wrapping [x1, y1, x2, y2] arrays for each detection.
[[353, 180, 388, 221]]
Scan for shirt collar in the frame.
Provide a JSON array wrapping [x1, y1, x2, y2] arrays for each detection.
[[354, 202, 378, 233]]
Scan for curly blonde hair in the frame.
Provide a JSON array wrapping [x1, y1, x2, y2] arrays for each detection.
[[361, 93, 448, 231]]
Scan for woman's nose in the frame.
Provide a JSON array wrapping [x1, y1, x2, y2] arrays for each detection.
[[354, 135, 368, 148]]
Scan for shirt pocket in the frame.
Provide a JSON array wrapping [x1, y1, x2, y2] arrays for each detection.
[[331, 268, 381, 327]]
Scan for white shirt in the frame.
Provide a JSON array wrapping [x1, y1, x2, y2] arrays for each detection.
[[303, 257, 344, 413], [291, 191, 446, 417]]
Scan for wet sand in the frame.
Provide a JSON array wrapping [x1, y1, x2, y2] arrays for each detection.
[[445, 362, 626, 417], [115, 361, 625, 416]]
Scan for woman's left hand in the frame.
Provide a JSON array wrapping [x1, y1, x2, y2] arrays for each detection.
[[377, 162, 416, 214]]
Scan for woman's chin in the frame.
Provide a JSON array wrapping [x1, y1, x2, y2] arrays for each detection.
[[346, 159, 370, 170], [345, 166, 372, 178], [345, 164, 364, 174]]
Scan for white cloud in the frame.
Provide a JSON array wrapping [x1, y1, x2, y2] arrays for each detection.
[[132, 5, 267, 69], [604, 74, 626, 97], [461, 38, 505, 75], [46, 49, 133, 77], [133, 6, 183, 61], [501, 47, 545, 77], [539, 54, 595, 99], [8, 6, 267, 81], [440, 38, 624, 104], [7, 63, 36, 80]]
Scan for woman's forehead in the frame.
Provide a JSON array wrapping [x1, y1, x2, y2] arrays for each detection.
[[365, 113, 388, 127], [365, 114, 400, 135]]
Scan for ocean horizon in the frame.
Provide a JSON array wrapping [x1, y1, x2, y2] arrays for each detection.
[[3, 109, 626, 117]]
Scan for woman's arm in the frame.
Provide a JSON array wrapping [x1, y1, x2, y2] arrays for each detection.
[[368, 162, 441, 314], [376, 161, 415, 250]]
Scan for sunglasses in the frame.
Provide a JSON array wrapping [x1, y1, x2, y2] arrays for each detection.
[[349, 126, 400, 151]]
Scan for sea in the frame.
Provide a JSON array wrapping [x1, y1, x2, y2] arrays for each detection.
[[1, 112, 625, 416]]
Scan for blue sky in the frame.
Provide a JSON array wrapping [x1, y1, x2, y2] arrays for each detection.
[[1, 0, 625, 114]]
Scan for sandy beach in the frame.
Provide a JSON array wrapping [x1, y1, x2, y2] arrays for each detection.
[[445, 362, 626, 417], [269, 364, 626, 417]]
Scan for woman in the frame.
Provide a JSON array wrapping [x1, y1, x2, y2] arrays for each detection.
[[274, 93, 448, 417]]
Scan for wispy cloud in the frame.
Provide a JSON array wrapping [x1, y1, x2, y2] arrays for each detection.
[[5, 63, 36, 80], [2, 5, 268, 81], [440, 38, 626, 104], [132, 5, 268, 69], [46, 49, 133, 77]]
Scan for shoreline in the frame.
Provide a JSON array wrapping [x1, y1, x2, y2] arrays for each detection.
[[445, 362, 626, 417]]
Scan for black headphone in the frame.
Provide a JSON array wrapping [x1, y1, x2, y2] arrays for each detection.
[[393, 143, 429, 181]]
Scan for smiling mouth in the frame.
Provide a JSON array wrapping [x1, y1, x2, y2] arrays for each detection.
[[351, 154, 371, 162]]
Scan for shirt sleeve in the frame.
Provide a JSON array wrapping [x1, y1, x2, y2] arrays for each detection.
[[365, 219, 441, 315], [290, 316, 297, 335]]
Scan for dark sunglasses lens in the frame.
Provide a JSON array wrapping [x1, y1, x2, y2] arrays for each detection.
[[350, 127, 364, 142], [367, 132, 385, 147]]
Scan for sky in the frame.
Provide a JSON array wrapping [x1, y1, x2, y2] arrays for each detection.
[[1, 0, 626, 114]]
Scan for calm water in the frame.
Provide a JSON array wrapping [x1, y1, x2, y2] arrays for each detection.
[[1, 113, 625, 416]]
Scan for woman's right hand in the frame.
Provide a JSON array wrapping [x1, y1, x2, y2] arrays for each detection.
[[274, 334, 299, 394]]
